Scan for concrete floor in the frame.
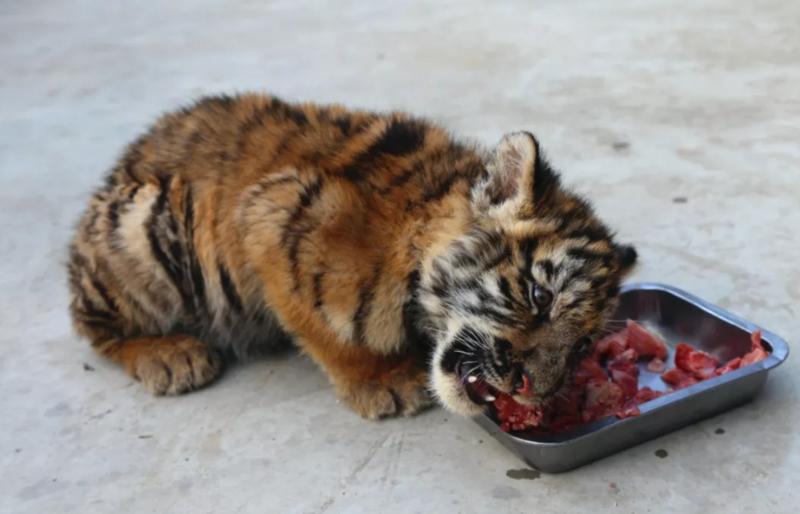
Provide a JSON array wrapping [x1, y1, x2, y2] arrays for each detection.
[[1, 0, 799, 512]]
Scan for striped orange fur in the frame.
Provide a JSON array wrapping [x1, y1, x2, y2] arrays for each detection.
[[68, 93, 636, 419]]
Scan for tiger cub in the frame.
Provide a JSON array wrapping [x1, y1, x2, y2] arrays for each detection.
[[68, 93, 636, 419]]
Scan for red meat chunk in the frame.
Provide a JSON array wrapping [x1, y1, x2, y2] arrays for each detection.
[[715, 330, 768, 375], [583, 381, 624, 422], [493, 392, 547, 432], [674, 342, 719, 379], [607, 349, 639, 398], [633, 386, 663, 404], [660, 367, 699, 389], [626, 320, 668, 360], [715, 357, 741, 376], [741, 330, 768, 366], [594, 331, 628, 359]]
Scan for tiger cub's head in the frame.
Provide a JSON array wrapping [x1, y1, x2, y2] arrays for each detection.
[[423, 132, 637, 416]]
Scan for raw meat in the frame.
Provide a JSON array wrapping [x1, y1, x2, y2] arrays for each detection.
[[673, 343, 718, 379], [660, 367, 699, 389], [625, 320, 669, 360], [492, 322, 769, 434], [741, 330, 768, 366], [493, 392, 547, 432]]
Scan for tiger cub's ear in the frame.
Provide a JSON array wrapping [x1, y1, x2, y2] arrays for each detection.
[[472, 131, 540, 221]]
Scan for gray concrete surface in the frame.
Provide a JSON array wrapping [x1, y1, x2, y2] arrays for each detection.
[[1, 0, 798, 512]]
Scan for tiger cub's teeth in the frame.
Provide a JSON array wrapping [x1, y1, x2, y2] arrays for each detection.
[[467, 376, 478, 384], [484, 395, 496, 402]]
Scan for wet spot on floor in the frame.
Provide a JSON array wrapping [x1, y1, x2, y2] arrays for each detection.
[[715, 428, 725, 434], [672, 196, 688, 203], [506, 468, 541, 480], [492, 485, 522, 499], [655, 449, 668, 458], [612, 141, 630, 151], [83, 362, 95, 371]]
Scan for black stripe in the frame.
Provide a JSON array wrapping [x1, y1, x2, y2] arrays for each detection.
[[269, 97, 308, 126], [451, 251, 478, 269], [538, 259, 555, 280], [567, 247, 613, 265], [352, 263, 382, 345], [152, 233, 192, 311], [147, 179, 194, 310], [333, 117, 351, 134], [519, 237, 538, 279], [423, 167, 469, 203], [369, 119, 425, 157], [498, 276, 513, 302], [483, 244, 511, 271], [463, 304, 520, 327], [107, 199, 122, 236], [497, 276, 524, 311], [89, 277, 118, 313], [590, 276, 610, 290], [312, 272, 325, 309], [79, 296, 116, 322], [188, 258, 206, 314], [376, 165, 418, 196], [103, 172, 118, 190], [404, 168, 472, 212], [196, 94, 236, 112], [282, 178, 324, 289], [237, 103, 272, 154], [183, 187, 195, 232], [402, 270, 433, 352], [80, 317, 118, 332], [218, 264, 244, 313], [343, 120, 425, 183], [183, 186, 207, 314], [565, 225, 609, 242], [127, 183, 142, 200], [242, 174, 302, 212]]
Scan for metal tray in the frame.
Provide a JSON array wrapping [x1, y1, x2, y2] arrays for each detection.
[[475, 282, 790, 473]]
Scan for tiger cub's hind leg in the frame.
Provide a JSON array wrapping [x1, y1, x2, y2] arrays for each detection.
[[69, 244, 225, 395]]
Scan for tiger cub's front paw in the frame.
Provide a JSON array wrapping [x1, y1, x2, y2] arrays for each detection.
[[337, 371, 434, 420]]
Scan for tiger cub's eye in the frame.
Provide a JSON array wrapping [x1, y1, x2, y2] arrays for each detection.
[[529, 282, 553, 310]]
